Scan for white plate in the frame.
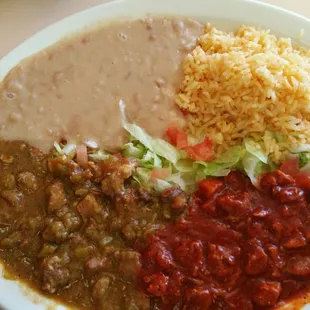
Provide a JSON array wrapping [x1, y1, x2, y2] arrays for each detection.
[[1, 0, 310, 309]]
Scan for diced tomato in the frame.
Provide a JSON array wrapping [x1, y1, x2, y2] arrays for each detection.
[[166, 124, 188, 149], [280, 157, 300, 176], [176, 132, 188, 149], [151, 167, 172, 180], [185, 138, 214, 162], [166, 124, 214, 161], [166, 124, 179, 146]]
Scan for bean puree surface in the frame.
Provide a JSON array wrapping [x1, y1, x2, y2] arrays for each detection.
[[0, 18, 203, 152]]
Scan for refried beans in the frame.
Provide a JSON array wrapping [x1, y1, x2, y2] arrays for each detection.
[[0, 17, 203, 152]]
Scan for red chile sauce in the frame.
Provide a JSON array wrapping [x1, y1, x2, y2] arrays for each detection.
[[138, 169, 310, 309]]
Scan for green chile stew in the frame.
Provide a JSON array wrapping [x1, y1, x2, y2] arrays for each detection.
[[1, 141, 310, 309], [0, 141, 176, 309]]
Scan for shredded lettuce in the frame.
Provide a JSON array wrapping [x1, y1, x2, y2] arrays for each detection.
[[299, 152, 310, 173], [175, 159, 196, 173], [299, 152, 310, 166], [242, 139, 272, 185], [118, 100, 282, 191], [119, 99, 198, 192], [53, 142, 77, 159], [89, 150, 110, 161], [119, 100, 183, 164], [242, 153, 265, 184], [291, 144, 310, 153], [192, 146, 245, 177], [244, 139, 268, 164], [53, 101, 298, 193], [54, 142, 63, 153], [122, 142, 144, 159], [135, 168, 172, 192]]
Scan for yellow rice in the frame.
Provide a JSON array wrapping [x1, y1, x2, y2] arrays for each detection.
[[176, 24, 310, 163]]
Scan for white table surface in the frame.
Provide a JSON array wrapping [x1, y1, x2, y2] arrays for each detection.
[[0, 0, 309, 58]]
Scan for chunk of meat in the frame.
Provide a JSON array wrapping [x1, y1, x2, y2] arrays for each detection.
[[42, 216, 68, 244], [17, 171, 38, 193], [161, 186, 184, 201], [172, 192, 188, 210], [138, 188, 153, 202], [198, 178, 225, 199], [101, 176, 122, 197], [46, 180, 67, 213], [41, 255, 71, 294], [48, 157, 78, 176], [287, 256, 310, 277], [57, 209, 81, 232], [282, 232, 307, 249], [207, 244, 240, 277], [122, 222, 137, 241], [245, 240, 268, 276], [225, 295, 254, 310], [279, 204, 300, 217], [252, 281, 281, 307], [216, 190, 250, 217], [77, 194, 102, 220], [271, 221, 285, 239], [260, 170, 295, 193], [70, 167, 93, 184], [252, 207, 271, 218], [118, 250, 141, 281], [92, 276, 111, 300], [175, 240, 204, 269], [184, 287, 212, 310], [0, 190, 24, 208], [144, 272, 169, 296], [101, 160, 136, 196], [225, 171, 250, 191], [119, 160, 137, 179], [260, 173, 277, 192], [89, 160, 112, 183], [84, 256, 108, 277], [147, 242, 174, 269], [276, 187, 304, 203], [161, 187, 188, 210], [274, 170, 296, 186], [0, 231, 22, 249]]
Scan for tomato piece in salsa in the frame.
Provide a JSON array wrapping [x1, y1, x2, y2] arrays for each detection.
[[138, 170, 310, 309]]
